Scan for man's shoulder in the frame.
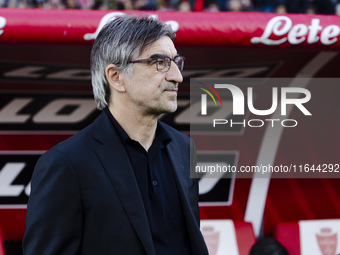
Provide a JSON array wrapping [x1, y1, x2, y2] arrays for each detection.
[[47, 111, 108, 156], [42, 122, 94, 162]]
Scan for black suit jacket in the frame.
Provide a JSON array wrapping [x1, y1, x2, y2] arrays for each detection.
[[23, 110, 208, 255]]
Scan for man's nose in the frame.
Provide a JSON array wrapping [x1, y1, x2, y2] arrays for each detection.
[[165, 62, 183, 84]]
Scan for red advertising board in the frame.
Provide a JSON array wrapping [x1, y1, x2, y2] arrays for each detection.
[[1, 9, 340, 251]]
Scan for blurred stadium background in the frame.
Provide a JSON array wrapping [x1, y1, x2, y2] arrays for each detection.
[[1, 6, 340, 255]]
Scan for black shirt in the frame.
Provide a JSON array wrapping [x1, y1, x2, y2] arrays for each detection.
[[106, 109, 192, 255]]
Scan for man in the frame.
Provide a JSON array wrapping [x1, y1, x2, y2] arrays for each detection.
[[23, 15, 208, 255]]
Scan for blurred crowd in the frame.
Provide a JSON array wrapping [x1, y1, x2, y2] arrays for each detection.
[[1, 0, 340, 14]]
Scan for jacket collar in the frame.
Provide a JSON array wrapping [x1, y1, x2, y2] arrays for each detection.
[[92, 110, 155, 255], [92, 110, 206, 254]]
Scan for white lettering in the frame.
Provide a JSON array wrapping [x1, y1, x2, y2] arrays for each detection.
[[46, 69, 91, 80], [212, 118, 299, 128], [308, 19, 322, 44], [84, 12, 179, 41], [211, 85, 311, 116], [281, 119, 298, 127], [281, 88, 312, 116], [4, 66, 45, 78], [25, 181, 31, 196], [265, 119, 280, 127], [248, 119, 264, 127], [201, 94, 207, 115], [321, 25, 340, 45], [84, 12, 125, 40], [0, 163, 26, 196], [288, 24, 308, 44], [251, 16, 340, 46], [248, 87, 278, 115], [251, 16, 292, 45], [0, 98, 33, 123], [0, 16, 6, 36], [214, 84, 245, 115], [230, 119, 246, 127], [213, 119, 228, 127], [33, 99, 97, 123]]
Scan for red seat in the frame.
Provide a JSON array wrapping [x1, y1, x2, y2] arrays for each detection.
[[201, 220, 256, 255], [275, 222, 300, 255], [275, 220, 340, 255], [234, 221, 257, 255], [0, 226, 6, 255]]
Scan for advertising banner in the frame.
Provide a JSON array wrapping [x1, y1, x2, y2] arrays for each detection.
[[0, 9, 340, 241]]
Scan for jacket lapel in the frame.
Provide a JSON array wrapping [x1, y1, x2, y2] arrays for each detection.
[[165, 138, 192, 214], [166, 142, 189, 200], [164, 127, 208, 255], [92, 112, 155, 255]]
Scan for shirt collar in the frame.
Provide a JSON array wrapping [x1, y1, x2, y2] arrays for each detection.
[[105, 108, 171, 146]]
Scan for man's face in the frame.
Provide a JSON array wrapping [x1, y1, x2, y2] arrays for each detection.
[[121, 36, 183, 117]]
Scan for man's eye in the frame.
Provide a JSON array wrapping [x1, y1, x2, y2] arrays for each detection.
[[157, 58, 166, 65]]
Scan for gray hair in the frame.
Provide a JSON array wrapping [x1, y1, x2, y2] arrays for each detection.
[[90, 15, 176, 110]]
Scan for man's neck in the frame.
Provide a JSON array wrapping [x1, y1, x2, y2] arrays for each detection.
[[108, 104, 157, 152]]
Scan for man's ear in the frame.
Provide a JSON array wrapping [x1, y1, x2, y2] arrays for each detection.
[[105, 64, 126, 93]]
